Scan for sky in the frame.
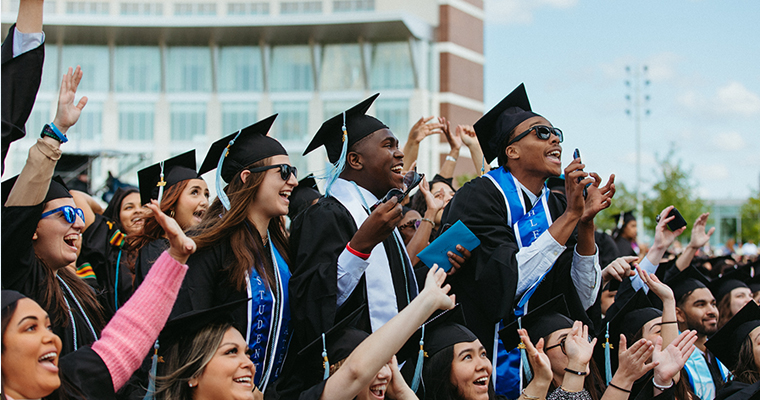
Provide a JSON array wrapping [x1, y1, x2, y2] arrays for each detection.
[[482, 0, 760, 201]]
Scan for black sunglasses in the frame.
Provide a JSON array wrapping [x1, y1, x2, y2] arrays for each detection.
[[370, 170, 424, 211], [507, 125, 563, 146], [248, 164, 298, 181]]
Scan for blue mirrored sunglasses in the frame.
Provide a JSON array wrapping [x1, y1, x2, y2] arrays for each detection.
[[40, 205, 85, 224]]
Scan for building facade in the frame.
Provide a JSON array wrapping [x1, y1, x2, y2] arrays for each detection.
[[1, 0, 484, 198]]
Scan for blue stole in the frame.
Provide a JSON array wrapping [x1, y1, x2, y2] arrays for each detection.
[[246, 236, 292, 393], [485, 167, 554, 398], [684, 348, 728, 400]]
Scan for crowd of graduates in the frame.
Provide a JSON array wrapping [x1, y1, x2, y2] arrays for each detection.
[[2, 2, 760, 400]]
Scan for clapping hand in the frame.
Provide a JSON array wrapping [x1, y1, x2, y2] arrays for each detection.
[[613, 335, 656, 385], [580, 173, 616, 223], [145, 200, 196, 264], [652, 331, 697, 388], [637, 265, 675, 303], [564, 321, 596, 370], [517, 328, 553, 384]]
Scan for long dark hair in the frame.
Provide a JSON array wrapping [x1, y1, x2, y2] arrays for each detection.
[[191, 158, 289, 290], [103, 187, 139, 232], [40, 265, 105, 333], [421, 345, 496, 400], [129, 180, 189, 254], [732, 335, 760, 385]]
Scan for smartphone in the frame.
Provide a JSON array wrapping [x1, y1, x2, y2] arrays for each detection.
[[573, 148, 588, 199], [657, 207, 687, 231]]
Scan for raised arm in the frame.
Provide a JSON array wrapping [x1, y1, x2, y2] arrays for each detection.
[[439, 117, 459, 178], [15, 0, 44, 34], [320, 265, 455, 400], [675, 213, 713, 272], [402, 116, 443, 171], [458, 124, 490, 174]]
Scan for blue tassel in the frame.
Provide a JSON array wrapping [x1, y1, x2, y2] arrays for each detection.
[[324, 112, 349, 197], [518, 317, 533, 385], [411, 325, 425, 392], [216, 130, 243, 210], [114, 248, 123, 311], [604, 322, 613, 385], [322, 333, 330, 380], [142, 340, 159, 400]]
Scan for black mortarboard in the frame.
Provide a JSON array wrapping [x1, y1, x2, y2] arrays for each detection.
[[615, 210, 636, 230], [603, 278, 621, 292], [2, 175, 71, 206], [667, 266, 711, 304], [137, 150, 198, 206], [198, 114, 285, 183], [288, 174, 321, 221], [159, 298, 249, 349], [705, 300, 760, 370], [734, 260, 760, 293], [298, 306, 369, 379], [499, 295, 574, 351], [1, 290, 27, 311], [708, 270, 751, 303], [473, 83, 541, 164], [303, 94, 387, 163], [429, 174, 455, 193]]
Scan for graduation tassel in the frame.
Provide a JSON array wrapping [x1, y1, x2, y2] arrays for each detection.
[[142, 340, 160, 400], [322, 333, 330, 380], [411, 324, 425, 392], [324, 112, 349, 197], [604, 322, 613, 385], [518, 317, 533, 385], [216, 130, 242, 210], [156, 161, 166, 206], [481, 155, 486, 176]]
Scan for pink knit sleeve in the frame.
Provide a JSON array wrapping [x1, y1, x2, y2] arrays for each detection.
[[91, 251, 188, 391]]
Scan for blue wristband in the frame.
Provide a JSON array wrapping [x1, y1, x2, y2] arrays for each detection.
[[48, 122, 68, 143]]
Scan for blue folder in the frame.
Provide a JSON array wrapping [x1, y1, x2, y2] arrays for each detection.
[[417, 220, 481, 272]]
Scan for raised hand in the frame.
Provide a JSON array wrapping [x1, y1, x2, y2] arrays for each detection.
[[564, 321, 596, 369], [518, 328, 553, 384], [458, 125, 478, 148], [420, 264, 456, 311], [580, 173, 616, 223], [440, 117, 460, 152], [637, 265, 675, 303], [652, 206, 686, 252], [688, 213, 714, 250], [613, 334, 656, 386], [652, 331, 697, 387], [145, 200, 196, 264], [418, 176, 444, 216], [602, 256, 638, 284], [52, 66, 88, 134], [408, 116, 444, 145], [386, 356, 416, 400]]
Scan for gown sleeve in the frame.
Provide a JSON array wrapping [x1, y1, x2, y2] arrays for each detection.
[[1, 202, 46, 294]]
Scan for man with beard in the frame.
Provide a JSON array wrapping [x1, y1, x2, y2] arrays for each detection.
[[669, 266, 728, 399]]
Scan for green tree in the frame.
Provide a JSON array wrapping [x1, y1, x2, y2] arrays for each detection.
[[642, 148, 706, 240], [741, 191, 760, 244], [596, 181, 637, 233]]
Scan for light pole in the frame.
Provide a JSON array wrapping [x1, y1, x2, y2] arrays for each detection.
[[625, 65, 650, 235]]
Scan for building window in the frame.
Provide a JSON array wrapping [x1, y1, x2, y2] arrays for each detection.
[[174, 2, 216, 15], [68, 101, 103, 141], [219, 47, 263, 92], [320, 44, 364, 91], [120, 2, 163, 15], [227, 2, 269, 15], [166, 47, 212, 92], [375, 98, 409, 143], [171, 103, 206, 141], [270, 46, 314, 92], [119, 103, 154, 141], [370, 42, 414, 90], [280, 1, 322, 14], [222, 103, 259, 134], [333, 0, 374, 12], [65, 1, 109, 14], [40, 45, 59, 93], [114, 47, 161, 92], [61, 46, 110, 92], [272, 101, 308, 141]]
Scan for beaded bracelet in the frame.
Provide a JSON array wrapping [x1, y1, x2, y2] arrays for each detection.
[[420, 218, 435, 228]]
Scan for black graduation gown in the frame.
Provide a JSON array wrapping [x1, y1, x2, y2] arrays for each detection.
[[716, 379, 760, 400], [77, 213, 133, 316], [275, 196, 418, 399], [596, 230, 618, 269], [56, 346, 116, 399], [438, 175, 600, 353], [615, 235, 637, 258], [133, 237, 168, 288], [1, 24, 44, 174], [1, 202, 98, 355]]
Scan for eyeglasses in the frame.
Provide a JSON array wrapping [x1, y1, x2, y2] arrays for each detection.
[[507, 125, 563, 146], [248, 164, 298, 181], [399, 219, 422, 231], [40, 205, 85, 224], [545, 337, 566, 355]]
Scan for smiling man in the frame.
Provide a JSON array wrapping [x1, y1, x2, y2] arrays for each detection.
[[278, 94, 421, 398], [439, 83, 614, 397]]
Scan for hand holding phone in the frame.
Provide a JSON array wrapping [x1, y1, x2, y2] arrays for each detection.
[[573, 148, 588, 199], [656, 207, 687, 231]]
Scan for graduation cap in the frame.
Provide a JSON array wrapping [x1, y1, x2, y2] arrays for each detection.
[[602, 278, 621, 292], [733, 260, 760, 293], [288, 174, 321, 221], [1, 290, 27, 311], [298, 306, 370, 380], [2, 175, 71, 206], [137, 150, 198, 206], [303, 94, 387, 195], [473, 83, 541, 164], [429, 174, 455, 192], [615, 210, 636, 230], [666, 266, 711, 304], [499, 295, 574, 351], [708, 270, 751, 304], [596, 290, 661, 384], [705, 300, 760, 370], [198, 114, 286, 210]]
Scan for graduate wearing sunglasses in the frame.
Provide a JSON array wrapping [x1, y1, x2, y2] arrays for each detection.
[[165, 115, 297, 396], [1, 66, 107, 357], [439, 83, 616, 398]]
